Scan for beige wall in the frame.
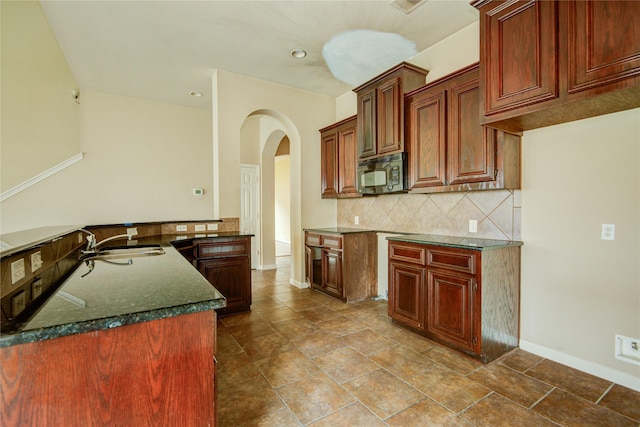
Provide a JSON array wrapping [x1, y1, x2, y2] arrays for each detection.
[[0, 91, 214, 232], [1, 1, 81, 193], [275, 155, 291, 243], [520, 109, 640, 388]]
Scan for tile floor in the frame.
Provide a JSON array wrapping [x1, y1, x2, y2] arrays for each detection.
[[216, 256, 640, 426]]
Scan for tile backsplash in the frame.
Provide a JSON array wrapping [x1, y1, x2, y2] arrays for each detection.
[[337, 190, 521, 241]]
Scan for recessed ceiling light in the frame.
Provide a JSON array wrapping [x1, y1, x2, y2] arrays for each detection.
[[290, 48, 307, 59], [189, 91, 203, 97]]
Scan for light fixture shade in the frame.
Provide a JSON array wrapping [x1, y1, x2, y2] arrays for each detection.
[[322, 30, 416, 86]]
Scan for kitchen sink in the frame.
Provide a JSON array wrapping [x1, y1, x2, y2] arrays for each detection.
[[79, 244, 165, 261]]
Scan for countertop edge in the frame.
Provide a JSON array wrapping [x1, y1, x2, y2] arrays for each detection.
[[0, 299, 224, 348], [386, 234, 524, 250]]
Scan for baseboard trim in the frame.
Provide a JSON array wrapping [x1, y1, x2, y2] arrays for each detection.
[[289, 279, 309, 289], [1, 153, 84, 202], [519, 339, 640, 392], [258, 264, 277, 271]]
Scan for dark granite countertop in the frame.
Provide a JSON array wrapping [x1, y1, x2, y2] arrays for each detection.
[[386, 234, 523, 250], [0, 233, 254, 348], [304, 227, 378, 235]]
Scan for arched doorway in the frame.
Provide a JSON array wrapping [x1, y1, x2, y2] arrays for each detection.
[[239, 110, 304, 287]]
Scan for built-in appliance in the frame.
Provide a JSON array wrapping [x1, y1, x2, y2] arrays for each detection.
[[357, 153, 406, 195]]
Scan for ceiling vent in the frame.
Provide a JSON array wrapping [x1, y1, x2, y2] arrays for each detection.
[[388, 0, 427, 14]]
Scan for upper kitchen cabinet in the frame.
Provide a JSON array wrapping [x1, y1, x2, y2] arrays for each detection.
[[319, 116, 360, 199], [354, 63, 429, 159], [405, 63, 521, 193], [473, 0, 640, 133]]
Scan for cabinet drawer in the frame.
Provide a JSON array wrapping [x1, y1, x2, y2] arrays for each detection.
[[427, 249, 475, 274], [389, 243, 426, 265], [305, 233, 321, 246], [198, 241, 248, 258], [320, 235, 342, 250]]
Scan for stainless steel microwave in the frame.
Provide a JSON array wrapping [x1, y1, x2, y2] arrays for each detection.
[[357, 153, 407, 195]]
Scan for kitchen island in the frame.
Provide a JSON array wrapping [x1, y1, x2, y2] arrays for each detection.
[[0, 226, 239, 427]]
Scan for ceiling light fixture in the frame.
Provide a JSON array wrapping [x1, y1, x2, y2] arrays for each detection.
[[290, 48, 307, 59], [189, 91, 203, 97]]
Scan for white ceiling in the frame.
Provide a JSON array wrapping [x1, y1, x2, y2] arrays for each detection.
[[40, 0, 478, 109]]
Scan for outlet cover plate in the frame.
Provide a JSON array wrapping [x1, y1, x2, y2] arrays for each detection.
[[615, 334, 640, 365], [11, 259, 26, 284], [601, 224, 615, 240]]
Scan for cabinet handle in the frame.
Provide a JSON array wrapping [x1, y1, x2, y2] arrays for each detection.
[[473, 282, 478, 292], [473, 337, 477, 346]]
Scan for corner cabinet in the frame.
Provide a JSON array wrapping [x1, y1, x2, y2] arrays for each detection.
[[354, 63, 429, 159], [304, 230, 377, 302], [388, 238, 521, 363], [195, 236, 252, 316], [319, 116, 360, 199], [472, 0, 640, 133], [405, 63, 521, 193]]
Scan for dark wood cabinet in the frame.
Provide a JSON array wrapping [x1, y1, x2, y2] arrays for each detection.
[[354, 63, 428, 159], [320, 116, 360, 199], [304, 230, 377, 302], [473, 0, 640, 133], [388, 239, 520, 363], [0, 310, 217, 426], [389, 261, 424, 330], [405, 64, 521, 193], [196, 236, 251, 316]]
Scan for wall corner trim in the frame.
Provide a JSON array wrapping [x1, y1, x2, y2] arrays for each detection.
[[0, 153, 84, 202]]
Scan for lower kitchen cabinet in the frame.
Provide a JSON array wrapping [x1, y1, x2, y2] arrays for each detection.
[[0, 310, 217, 426], [196, 236, 252, 316], [388, 238, 521, 363], [305, 229, 377, 302]]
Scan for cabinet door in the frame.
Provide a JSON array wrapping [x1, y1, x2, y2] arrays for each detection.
[[305, 245, 312, 285], [448, 77, 496, 185], [482, 0, 559, 115], [426, 270, 477, 353], [337, 122, 360, 197], [566, 0, 640, 95], [377, 77, 403, 156], [198, 256, 250, 315], [357, 88, 377, 158], [406, 89, 447, 189], [321, 249, 343, 298], [389, 261, 425, 331], [320, 131, 338, 198]]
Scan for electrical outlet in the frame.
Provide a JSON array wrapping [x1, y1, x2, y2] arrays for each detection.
[[354, 216, 359, 225], [601, 224, 615, 240], [11, 291, 26, 317], [126, 228, 138, 238], [32, 279, 43, 299], [195, 224, 206, 232], [207, 223, 218, 231], [176, 225, 188, 232], [11, 259, 25, 284], [31, 251, 43, 272], [615, 334, 640, 365], [469, 219, 478, 233]]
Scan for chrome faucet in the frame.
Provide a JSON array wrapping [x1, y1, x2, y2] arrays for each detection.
[[79, 228, 138, 255]]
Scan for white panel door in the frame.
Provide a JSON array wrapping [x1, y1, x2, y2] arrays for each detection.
[[240, 165, 260, 269]]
